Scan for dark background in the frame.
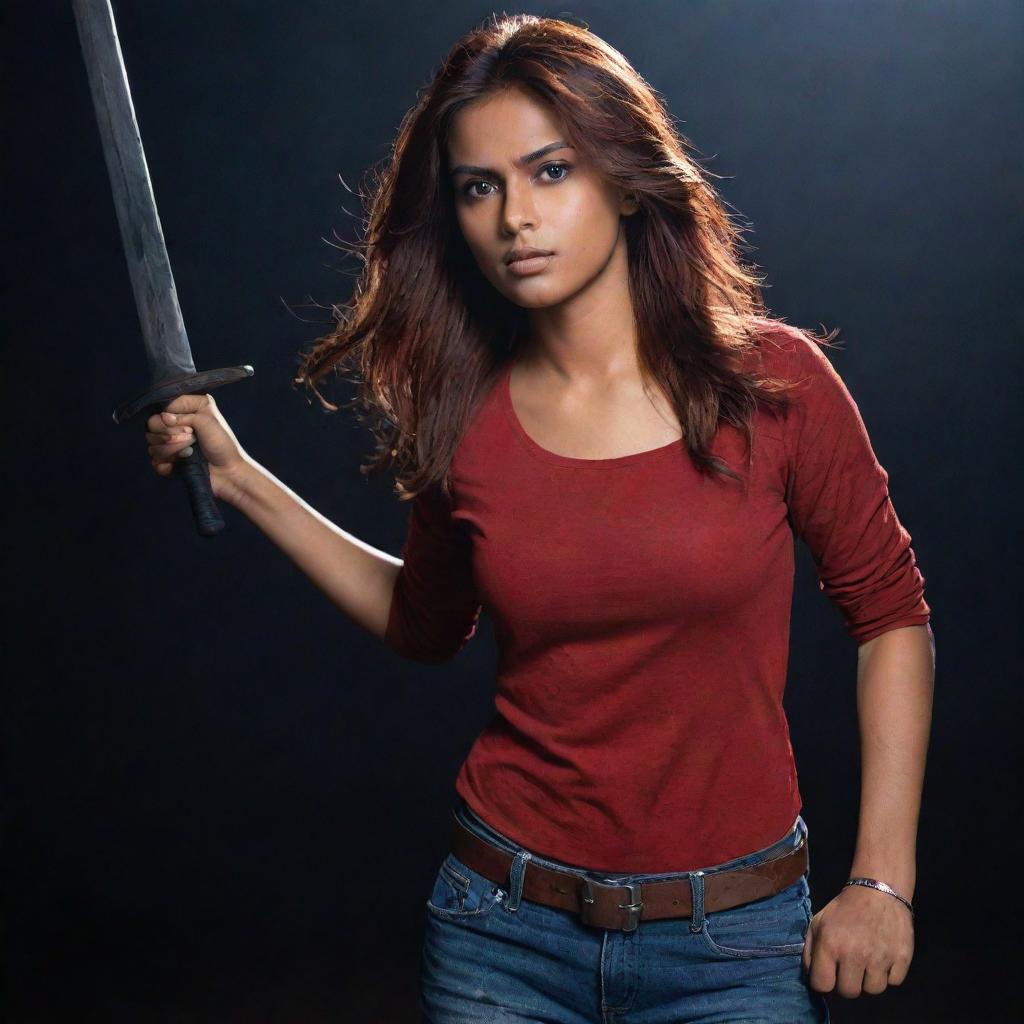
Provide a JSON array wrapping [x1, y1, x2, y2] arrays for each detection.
[[4, 1, 1020, 1020]]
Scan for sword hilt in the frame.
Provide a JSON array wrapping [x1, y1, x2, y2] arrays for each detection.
[[172, 436, 224, 538], [119, 364, 255, 538]]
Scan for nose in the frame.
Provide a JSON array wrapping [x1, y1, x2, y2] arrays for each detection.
[[501, 178, 538, 235]]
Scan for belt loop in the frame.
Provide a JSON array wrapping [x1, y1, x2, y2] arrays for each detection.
[[688, 870, 706, 933], [800, 818, 812, 880], [507, 850, 533, 912]]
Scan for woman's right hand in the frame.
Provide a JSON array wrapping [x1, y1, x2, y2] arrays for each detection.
[[144, 393, 253, 505]]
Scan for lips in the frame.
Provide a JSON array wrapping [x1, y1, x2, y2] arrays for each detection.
[[505, 253, 554, 277], [505, 247, 554, 264]]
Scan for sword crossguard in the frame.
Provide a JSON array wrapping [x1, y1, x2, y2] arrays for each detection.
[[113, 365, 254, 425]]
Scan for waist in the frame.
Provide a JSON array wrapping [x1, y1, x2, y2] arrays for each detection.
[[453, 795, 806, 884]]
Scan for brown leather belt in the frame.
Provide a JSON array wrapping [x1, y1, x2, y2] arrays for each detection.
[[449, 811, 808, 932]]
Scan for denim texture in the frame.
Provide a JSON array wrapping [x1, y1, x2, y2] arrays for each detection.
[[419, 798, 830, 1023]]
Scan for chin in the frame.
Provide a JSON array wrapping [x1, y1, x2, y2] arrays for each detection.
[[507, 292, 563, 310], [495, 279, 573, 309]]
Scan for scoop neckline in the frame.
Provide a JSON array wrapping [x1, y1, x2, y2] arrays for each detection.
[[499, 361, 685, 468]]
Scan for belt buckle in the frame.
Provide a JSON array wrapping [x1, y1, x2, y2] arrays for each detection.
[[580, 878, 643, 932]]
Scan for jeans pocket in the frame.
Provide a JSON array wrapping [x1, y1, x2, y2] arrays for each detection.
[[425, 852, 504, 921], [698, 877, 810, 959]]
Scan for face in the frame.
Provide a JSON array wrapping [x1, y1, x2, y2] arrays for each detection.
[[447, 85, 638, 309]]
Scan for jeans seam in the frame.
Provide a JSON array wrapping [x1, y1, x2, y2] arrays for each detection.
[[698, 926, 807, 959], [440, 856, 471, 893]]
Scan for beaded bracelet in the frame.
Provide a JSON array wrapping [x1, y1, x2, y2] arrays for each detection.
[[844, 877, 914, 916]]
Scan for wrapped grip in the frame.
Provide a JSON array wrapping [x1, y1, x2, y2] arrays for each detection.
[[173, 439, 224, 537]]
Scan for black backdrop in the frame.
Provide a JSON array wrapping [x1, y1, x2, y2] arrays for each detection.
[[4, 1, 1020, 1020]]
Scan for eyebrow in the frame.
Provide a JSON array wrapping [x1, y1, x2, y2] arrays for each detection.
[[449, 141, 574, 178]]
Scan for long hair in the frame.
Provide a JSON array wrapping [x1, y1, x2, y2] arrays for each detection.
[[293, 13, 838, 500]]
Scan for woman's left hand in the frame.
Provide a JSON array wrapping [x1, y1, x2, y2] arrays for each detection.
[[802, 883, 915, 998]]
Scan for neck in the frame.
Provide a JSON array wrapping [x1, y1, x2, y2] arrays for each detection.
[[519, 225, 640, 387]]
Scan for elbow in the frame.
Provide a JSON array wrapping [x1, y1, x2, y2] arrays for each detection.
[[384, 606, 483, 666], [855, 621, 933, 666]]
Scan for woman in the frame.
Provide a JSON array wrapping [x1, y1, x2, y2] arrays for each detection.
[[144, 14, 933, 1023]]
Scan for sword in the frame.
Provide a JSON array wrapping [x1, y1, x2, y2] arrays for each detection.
[[71, 0, 254, 537]]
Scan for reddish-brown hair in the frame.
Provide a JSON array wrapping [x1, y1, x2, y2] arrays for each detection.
[[293, 12, 838, 499]]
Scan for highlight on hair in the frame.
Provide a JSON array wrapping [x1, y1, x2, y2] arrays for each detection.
[[292, 12, 839, 500]]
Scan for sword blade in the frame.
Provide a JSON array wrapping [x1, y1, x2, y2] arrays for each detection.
[[71, 0, 196, 385]]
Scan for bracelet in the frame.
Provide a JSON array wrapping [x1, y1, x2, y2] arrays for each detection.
[[844, 877, 914, 916]]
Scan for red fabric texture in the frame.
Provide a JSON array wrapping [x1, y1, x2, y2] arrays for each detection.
[[385, 322, 931, 873]]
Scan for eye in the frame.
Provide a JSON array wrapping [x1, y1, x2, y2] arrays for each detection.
[[462, 180, 496, 200], [540, 162, 570, 182], [460, 162, 572, 200]]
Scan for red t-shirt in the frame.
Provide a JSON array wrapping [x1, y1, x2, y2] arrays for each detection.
[[384, 321, 931, 873]]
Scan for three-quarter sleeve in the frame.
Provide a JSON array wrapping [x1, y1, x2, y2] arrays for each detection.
[[782, 336, 931, 644], [384, 482, 483, 664]]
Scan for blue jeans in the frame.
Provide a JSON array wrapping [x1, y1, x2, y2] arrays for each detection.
[[419, 799, 830, 1023]]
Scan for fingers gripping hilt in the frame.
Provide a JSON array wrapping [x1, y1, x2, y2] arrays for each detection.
[[117, 364, 255, 538]]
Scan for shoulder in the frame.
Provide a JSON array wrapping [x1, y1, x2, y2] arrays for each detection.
[[747, 319, 862, 456], [750, 317, 836, 385]]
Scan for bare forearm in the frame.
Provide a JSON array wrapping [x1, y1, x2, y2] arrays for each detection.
[[849, 623, 935, 900], [224, 456, 402, 642]]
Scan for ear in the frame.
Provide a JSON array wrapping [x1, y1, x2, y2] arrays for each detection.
[[619, 190, 641, 217]]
